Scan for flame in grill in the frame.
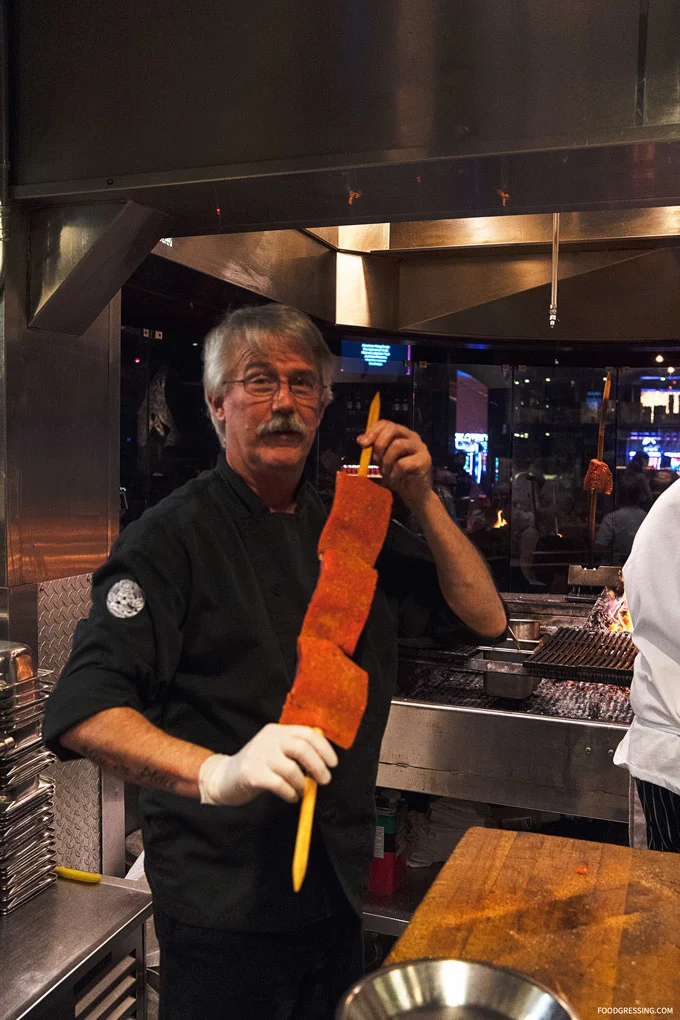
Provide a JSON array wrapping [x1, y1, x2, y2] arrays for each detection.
[[607, 593, 633, 633], [609, 607, 633, 633], [493, 509, 508, 529]]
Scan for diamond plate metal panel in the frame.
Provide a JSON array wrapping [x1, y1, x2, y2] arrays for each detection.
[[38, 574, 93, 677], [39, 575, 102, 872]]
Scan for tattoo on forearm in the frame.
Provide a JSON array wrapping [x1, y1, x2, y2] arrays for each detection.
[[80, 744, 179, 792]]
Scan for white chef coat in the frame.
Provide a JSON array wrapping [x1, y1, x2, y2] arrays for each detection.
[[614, 478, 680, 794]]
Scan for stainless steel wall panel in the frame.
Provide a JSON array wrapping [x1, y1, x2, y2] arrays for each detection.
[[644, 0, 680, 126], [335, 251, 399, 329], [3, 212, 120, 583], [153, 231, 336, 322], [29, 203, 168, 336], [378, 700, 629, 822], [398, 251, 637, 330], [406, 246, 680, 340], [389, 208, 680, 252], [10, 0, 640, 189]]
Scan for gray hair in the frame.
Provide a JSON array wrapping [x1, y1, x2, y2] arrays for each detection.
[[202, 304, 335, 447]]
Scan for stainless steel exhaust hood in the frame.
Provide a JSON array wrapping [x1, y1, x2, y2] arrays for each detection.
[[10, 0, 680, 231]]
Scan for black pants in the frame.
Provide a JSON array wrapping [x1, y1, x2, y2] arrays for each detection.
[[155, 908, 364, 1020], [636, 778, 680, 852]]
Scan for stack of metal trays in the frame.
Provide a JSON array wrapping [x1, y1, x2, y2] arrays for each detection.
[[0, 641, 56, 914]]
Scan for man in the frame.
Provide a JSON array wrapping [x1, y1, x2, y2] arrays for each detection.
[[594, 477, 647, 566], [43, 304, 506, 1020], [614, 476, 680, 851]]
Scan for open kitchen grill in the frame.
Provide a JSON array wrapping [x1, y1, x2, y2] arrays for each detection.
[[525, 626, 636, 686]]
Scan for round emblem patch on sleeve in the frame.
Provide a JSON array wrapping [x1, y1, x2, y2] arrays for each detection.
[[106, 579, 146, 619]]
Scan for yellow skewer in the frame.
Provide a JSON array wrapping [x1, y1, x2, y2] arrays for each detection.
[[292, 772, 319, 892], [358, 392, 381, 478], [292, 392, 381, 891]]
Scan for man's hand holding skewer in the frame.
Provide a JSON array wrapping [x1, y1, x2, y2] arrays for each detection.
[[358, 421, 433, 511]]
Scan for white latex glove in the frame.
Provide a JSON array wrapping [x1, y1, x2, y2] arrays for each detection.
[[198, 723, 338, 806]]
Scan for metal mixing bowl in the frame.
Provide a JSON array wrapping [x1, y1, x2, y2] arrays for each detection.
[[336, 958, 577, 1020]]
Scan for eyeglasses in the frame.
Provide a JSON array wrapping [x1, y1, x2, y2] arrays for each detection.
[[224, 372, 322, 401]]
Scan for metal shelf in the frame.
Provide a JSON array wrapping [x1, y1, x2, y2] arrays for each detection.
[[362, 863, 442, 937]]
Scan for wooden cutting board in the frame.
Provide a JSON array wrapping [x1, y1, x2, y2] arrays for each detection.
[[388, 826, 680, 1015]]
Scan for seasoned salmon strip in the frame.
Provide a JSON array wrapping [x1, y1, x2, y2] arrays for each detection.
[[279, 636, 368, 749], [318, 472, 392, 567], [300, 549, 377, 656]]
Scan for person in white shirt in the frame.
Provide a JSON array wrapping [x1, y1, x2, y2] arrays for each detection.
[[613, 477, 680, 850], [594, 479, 647, 567]]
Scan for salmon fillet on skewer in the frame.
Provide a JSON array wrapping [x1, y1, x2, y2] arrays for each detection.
[[280, 392, 392, 890], [583, 458, 613, 495]]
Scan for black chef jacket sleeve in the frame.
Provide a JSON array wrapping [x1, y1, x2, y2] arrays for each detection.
[[42, 519, 190, 760], [378, 518, 507, 644]]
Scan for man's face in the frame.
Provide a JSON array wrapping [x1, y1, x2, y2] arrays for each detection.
[[209, 343, 324, 482]]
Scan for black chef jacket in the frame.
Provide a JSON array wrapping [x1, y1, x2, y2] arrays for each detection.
[[43, 457, 459, 931]]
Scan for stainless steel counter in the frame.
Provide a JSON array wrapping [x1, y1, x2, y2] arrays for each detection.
[[0, 876, 152, 1020]]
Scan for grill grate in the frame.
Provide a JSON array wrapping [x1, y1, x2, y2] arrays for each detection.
[[525, 626, 636, 685]]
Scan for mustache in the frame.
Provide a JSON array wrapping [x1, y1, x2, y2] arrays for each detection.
[[257, 412, 308, 438]]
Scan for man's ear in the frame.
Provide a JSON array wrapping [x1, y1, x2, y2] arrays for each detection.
[[209, 395, 226, 423]]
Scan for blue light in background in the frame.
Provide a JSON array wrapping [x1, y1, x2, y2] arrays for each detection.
[[361, 343, 392, 367]]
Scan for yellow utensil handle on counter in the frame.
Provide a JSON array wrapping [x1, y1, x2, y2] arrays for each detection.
[[55, 866, 101, 883], [358, 392, 381, 478]]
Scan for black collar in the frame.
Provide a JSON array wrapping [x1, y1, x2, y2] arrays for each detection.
[[215, 455, 310, 516]]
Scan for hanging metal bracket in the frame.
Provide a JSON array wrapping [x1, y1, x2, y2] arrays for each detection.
[[549, 212, 560, 328]]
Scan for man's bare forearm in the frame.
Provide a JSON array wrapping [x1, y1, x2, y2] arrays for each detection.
[[413, 489, 507, 638], [60, 707, 213, 799]]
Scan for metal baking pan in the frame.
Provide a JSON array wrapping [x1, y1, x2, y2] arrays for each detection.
[[0, 860, 57, 899], [0, 827, 55, 862], [0, 778, 54, 820], [0, 675, 41, 707], [0, 642, 36, 688], [469, 658, 540, 700], [0, 872, 56, 914], [336, 958, 577, 1020], [0, 746, 54, 776], [0, 778, 41, 807], [0, 732, 42, 762], [0, 721, 43, 758], [483, 672, 540, 699], [0, 811, 53, 845], [0, 842, 57, 878]]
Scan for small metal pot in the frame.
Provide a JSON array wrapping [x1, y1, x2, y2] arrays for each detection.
[[508, 618, 541, 641]]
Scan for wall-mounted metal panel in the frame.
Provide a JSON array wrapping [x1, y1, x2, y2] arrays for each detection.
[[644, 0, 680, 125], [335, 251, 399, 329], [3, 213, 120, 584], [398, 251, 637, 329], [153, 231, 336, 322], [12, 0, 639, 190], [407, 247, 680, 340], [29, 202, 168, 335], [389, 208, 680, 252]]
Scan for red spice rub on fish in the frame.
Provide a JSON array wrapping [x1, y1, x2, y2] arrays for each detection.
[[300, 549, 378, 656], [318, 472, 392, 567], [583, 458, 613, 495], [279, 636, 369, 749]]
